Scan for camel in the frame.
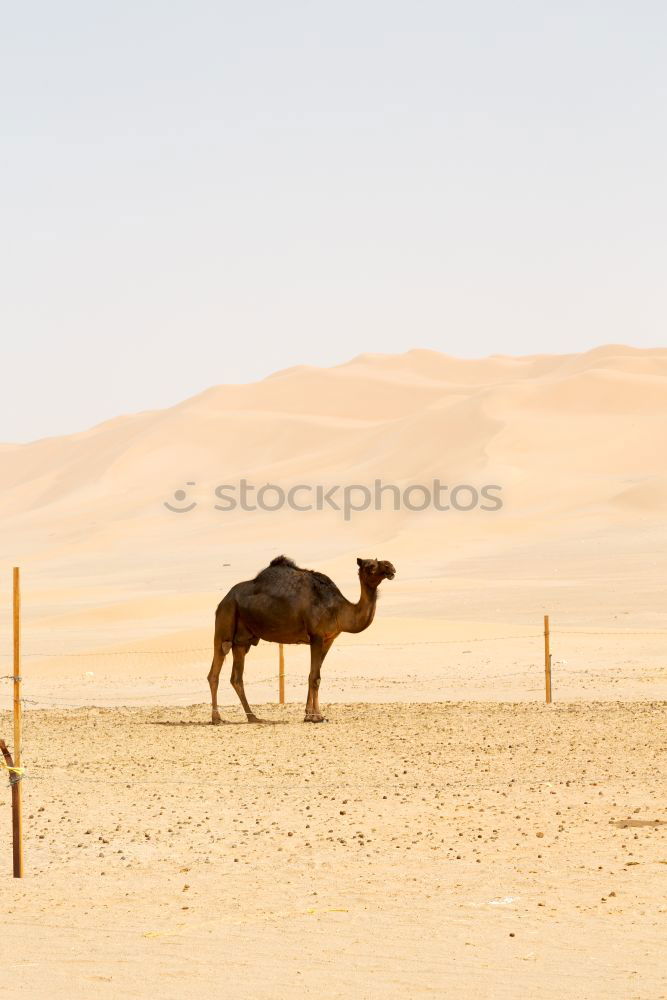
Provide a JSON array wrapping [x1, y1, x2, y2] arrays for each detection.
[[207, 555, 396, 723]]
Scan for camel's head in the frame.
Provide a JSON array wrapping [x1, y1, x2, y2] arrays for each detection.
[[356, 557, 396, 586]]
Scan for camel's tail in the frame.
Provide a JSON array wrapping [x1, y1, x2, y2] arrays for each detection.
[[213, 594, 236, 657]]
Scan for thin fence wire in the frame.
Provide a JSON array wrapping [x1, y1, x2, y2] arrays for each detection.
[[0, 636, 539, 658], [0, 622, 664, 709], [0, 623, 666, 665], [552, 629, 667, 636]]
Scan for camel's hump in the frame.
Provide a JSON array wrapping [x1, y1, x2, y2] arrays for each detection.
[[269, 555, 298, 569]]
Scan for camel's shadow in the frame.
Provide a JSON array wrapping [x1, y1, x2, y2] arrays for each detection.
[[147, 718, 290, 728]]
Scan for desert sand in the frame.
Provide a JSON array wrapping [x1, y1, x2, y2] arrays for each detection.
[[1, 702, 665, 999], [0, 346, 666, 997]]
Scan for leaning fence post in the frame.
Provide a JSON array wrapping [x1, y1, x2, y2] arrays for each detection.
[[544, 614, 552, 704], [0, 739, 23, 878], [279, 644, 285, 705]]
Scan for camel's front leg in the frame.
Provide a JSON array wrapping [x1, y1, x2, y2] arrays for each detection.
[[304, 637, 332, 723]]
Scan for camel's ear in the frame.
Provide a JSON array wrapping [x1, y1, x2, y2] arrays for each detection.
[[356, 557, 364, 568]]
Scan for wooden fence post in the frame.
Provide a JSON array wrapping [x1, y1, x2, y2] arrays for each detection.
[[12, 568, 24, 876], [544, 614, 552, 704], [279, 644, 285, 705]]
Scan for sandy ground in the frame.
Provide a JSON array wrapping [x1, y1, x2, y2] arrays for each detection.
[[1, 700, 665, 1000]]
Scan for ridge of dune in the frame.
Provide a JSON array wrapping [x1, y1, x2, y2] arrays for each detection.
[[0, 345, 666, 628], [1, 345, 666, 516]]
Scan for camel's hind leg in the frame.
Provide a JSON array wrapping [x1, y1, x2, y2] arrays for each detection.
[[230, 644, 262, 723], [208, 645, 231, 724], [208, 599, 237, 724], [208, 618, 233, 724]]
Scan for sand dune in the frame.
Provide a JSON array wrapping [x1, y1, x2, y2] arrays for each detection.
[[0, 344, 666, 692], [2, 344, 666, 505]]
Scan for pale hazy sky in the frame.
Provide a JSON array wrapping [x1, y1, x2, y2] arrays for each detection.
[[2, 2, 665, 442]]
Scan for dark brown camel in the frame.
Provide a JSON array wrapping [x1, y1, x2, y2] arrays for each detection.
[[207, 555, 396, 723]]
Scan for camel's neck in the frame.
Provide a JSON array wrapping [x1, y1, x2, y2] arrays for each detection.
[[341, 579, 378, 634]]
